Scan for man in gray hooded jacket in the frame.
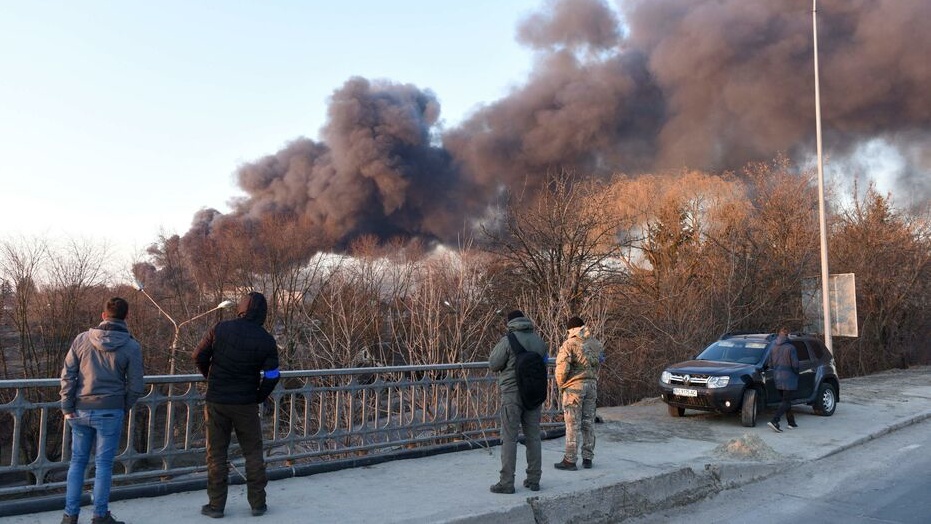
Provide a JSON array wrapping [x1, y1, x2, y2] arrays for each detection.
[[488, 310, 548, 494], [60, 297, 144, 524]]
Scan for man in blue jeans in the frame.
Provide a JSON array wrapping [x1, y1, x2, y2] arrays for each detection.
[[60, 297, 145, 524]]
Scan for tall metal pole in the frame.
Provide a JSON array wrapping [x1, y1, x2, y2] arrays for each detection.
[[813, 0, 833, 352]]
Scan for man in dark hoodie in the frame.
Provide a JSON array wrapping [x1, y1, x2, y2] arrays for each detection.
[[60, 297, 144, 524], [194, 291, 280, 518], [488, 310, 548, 494]]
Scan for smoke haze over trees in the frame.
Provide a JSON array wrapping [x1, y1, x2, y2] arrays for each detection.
[[4, 164, 930, 407], [183, 0, 930, 255]]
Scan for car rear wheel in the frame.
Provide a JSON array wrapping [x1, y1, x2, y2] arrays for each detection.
[[667, 404, 685, 417], [740, 388, 758, 427], [812, 382, 837, 416]]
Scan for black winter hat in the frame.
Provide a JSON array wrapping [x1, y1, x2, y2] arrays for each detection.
[[237, 291, 268, 325], [506, 310, 525, 322], [567, 316, 585, 329]]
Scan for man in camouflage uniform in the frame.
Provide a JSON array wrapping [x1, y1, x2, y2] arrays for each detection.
[[554, 316, 604, 470]]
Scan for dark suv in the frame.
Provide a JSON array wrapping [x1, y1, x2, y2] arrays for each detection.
[[658, 332, 840, 427]]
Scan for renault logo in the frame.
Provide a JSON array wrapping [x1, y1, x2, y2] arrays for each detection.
[[683, 374, 691, 386]]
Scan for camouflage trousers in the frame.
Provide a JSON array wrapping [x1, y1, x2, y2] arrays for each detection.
[[561, 381, 597, 463]]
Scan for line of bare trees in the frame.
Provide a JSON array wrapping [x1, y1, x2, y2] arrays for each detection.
[[2, 159, 930, 410]]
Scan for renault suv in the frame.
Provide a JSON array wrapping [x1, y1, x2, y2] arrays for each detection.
[[658, 332, 840, 427]]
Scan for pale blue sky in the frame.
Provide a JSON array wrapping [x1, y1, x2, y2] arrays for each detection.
[[0, 0, 540, 264]]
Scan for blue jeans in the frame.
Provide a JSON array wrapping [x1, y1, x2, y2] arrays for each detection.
[[64, 409, 125, 517]]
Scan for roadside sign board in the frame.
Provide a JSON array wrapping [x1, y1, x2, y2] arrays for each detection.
[[802, 273, 858, 337]]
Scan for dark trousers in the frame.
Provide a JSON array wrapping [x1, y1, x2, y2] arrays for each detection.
[[498, 392, 542, 487], [771, 389, 796, 425], [205, 402, 267, 510]]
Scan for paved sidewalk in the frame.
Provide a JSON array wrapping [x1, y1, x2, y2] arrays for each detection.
[[8, 367, 931, 523]]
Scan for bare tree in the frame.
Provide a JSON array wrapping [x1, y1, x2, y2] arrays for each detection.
[[482, 172, 630, 347], [397, 246, 503, 365], [0, 236, 49, 379], [37, 239, 113, 378], [831, 184, 931, 374]]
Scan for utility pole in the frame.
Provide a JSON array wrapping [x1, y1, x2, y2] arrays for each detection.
[[813, 0, 833, 352]]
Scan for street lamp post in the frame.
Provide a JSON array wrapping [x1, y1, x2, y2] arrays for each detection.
[[131, 278, 233, 449], [812, 0, 833, 352], [131, 279, 233, 374], [168, 300, 235, 374]]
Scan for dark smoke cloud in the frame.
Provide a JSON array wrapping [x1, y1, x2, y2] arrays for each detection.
[[188, 77, 470, 251], [628, 0, 931, 172], [186, 0, 930, 254], [517, 0, 621, 52]]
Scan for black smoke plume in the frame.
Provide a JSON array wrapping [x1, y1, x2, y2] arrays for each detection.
[[184, 0, 931, 255]]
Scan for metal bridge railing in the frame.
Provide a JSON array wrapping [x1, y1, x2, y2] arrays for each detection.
[[0, 362, 561, 502]]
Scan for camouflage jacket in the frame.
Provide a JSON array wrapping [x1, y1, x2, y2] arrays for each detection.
[[555, 326, 604, 391]]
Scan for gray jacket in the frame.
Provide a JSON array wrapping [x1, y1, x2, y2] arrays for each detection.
[[60, 319, 145, 414], [489, 316, 548, 395]]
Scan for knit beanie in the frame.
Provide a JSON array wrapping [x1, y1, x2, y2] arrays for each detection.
[[507, 310, 525, 322], [567, 316, 585, 329]]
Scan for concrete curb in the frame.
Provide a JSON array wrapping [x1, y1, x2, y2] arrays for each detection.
[[817, 410, 931, 461], [529, 467, 719, 523]]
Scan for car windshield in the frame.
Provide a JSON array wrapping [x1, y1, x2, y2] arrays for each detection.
[[697, 339, 768, 364]]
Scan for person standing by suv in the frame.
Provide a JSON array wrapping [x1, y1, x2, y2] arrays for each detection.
[[194, 292, 280, 518], [768, 327, 799, 432], [60, 297, 145, 524], [554, 316, 604, 470]]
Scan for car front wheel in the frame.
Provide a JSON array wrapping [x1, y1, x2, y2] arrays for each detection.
[[740, 388, 758, 427], [812, 382, 837, 416]]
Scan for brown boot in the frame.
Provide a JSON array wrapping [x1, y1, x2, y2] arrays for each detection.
[[554, 458, 577, 471]]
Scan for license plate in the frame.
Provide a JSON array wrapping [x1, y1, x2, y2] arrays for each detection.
[[673, 387, 697, 397]]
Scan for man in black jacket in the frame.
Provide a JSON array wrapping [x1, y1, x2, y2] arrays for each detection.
[[194, 292, 280, 518]]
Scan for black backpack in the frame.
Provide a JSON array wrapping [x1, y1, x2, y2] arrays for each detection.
[[507, 331, 548, 410]]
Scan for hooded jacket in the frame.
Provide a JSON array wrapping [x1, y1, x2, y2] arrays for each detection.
[[489, 316, 548, 396], [60, 318, 145, 414], [555, 325, 604, 391], [194, 292, 280, 404], [768, 335, 800, 391]]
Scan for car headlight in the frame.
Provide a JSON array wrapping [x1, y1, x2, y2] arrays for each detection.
[[661, 371, 672, 384], [706, 376, 730, 388]]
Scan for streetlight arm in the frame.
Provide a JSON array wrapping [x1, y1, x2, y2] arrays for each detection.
[[174, 301, 235, 347], [177, 301, 233, 330], [138, 288, 179, 331], [132, 277, 234, 374]]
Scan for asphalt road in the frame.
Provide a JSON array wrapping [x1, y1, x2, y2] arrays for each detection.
[[627, 415, 931, 524]]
